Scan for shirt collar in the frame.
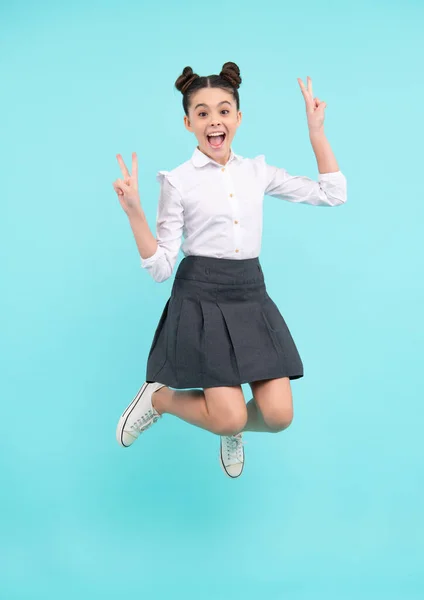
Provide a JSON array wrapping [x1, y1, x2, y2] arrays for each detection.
[[191, 145, 243, 168]]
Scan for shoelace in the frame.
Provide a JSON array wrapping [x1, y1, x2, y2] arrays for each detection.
[[130, 408, 161, 433], [225, 433, 245, 462]]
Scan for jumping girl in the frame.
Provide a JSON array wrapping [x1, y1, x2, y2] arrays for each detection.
[[112, 62, 347, 478]]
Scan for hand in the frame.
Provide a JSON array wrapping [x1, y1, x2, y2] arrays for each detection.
[[297, 76, 327, 133], [112, 152, 142, 216]]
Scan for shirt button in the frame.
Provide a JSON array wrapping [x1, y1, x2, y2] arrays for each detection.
[[234, 220, 238, 224], [229, 193, 233, 197], [235, 248, 239, 253], [221, 168, 225, 172]]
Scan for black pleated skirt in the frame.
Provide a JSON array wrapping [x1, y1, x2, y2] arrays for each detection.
[[145, 255, 304, 389]]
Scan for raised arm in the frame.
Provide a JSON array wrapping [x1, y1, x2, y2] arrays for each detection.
[[260, 77, 347, 207], [113, 151, 159, 261], [297, 75, 340, 174], [113, 156, 184, 283]]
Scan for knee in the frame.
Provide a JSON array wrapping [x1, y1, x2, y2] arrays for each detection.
[[213, 408, 248, 436], [263, 407, 294, 433]]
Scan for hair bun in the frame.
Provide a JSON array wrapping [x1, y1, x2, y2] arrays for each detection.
[[175, 66, 200, 94], [220, 62, 242, 89]]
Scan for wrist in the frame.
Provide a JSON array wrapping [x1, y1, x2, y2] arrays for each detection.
[[127, 206, 145, 222], [309, 127, 325, 138]]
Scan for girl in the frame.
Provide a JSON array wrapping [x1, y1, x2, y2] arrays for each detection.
[[112, 62, 347, 479]]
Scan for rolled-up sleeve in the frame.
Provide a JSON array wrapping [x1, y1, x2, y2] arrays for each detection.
[[140, 170, 184, 283], [257, 154, 347, 207]]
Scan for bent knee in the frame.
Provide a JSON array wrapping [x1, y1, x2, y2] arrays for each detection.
[[213, 409, 248, 436], [263, 408, 294, 432]]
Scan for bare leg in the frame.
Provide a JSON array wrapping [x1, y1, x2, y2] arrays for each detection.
[[152, 387, 217, 433], [152, 379, 292, 435], [240, 377, 294, 434], [242, 398, 277, 432], [242, 396, 293, 433], [153, 388, 279, 435]]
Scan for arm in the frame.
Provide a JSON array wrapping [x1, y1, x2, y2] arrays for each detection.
[[298, 75, 342, 174], [113, 152, 160, 262], [139, 171, 184, 283], [127, 209, 159, 260], [257, 75, 346, 206], [113, 154, 183, 282], [260, 156, 347, 207], [309, 129, 339, 174]]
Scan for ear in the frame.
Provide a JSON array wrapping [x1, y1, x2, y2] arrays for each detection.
[[184, 115, 193, 132], [237, 111, 242, 126]]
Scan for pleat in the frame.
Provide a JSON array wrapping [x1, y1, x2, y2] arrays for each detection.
[[197, 299, 237, 384], [145, 297, 171, 382], [174, 296, 204, 377], [214, 300, 282, 383]]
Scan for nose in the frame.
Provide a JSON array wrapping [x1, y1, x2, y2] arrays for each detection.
[[210, 115, 222, 126]]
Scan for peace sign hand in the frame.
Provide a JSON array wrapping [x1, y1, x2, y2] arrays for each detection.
[[112, 152, 142, 216], [297, 76, 327, 133]]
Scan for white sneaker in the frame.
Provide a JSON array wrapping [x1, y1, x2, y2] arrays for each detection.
[[220, 433, 245, 478], [116, 381, 166, 447]]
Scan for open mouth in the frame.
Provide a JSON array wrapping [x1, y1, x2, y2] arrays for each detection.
[[207, 132, 226, 149]]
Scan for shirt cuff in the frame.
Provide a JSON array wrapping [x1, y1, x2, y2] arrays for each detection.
[[140, 244, 164, 268], [318, 170, 345, 181]]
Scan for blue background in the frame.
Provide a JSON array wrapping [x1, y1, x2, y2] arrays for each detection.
[[1, 0, 423, 598]]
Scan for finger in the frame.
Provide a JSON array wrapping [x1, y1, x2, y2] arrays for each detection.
[[112, 182, 124, 195], [116, 154, 130, 179], [116, 178, 131, 192], [114, 179, 131, 195], [298, 78, 313, 108], [298, 78, 308, 98], [132, 152, 138, 181], [307, 76, 313, 97]]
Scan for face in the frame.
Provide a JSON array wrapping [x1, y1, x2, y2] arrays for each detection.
[[184, 87, 242, 166]]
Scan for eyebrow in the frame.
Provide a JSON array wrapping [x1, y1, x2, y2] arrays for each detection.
[[194, 100, 232, 110]]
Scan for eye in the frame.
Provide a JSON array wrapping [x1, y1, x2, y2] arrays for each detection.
[[198, 109, 230, 117]]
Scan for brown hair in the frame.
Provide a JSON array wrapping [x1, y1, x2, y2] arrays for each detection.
[[175, 61, 242, 116]]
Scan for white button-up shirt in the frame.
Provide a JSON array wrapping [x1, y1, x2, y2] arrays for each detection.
[[141, 146, 347, 283]]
